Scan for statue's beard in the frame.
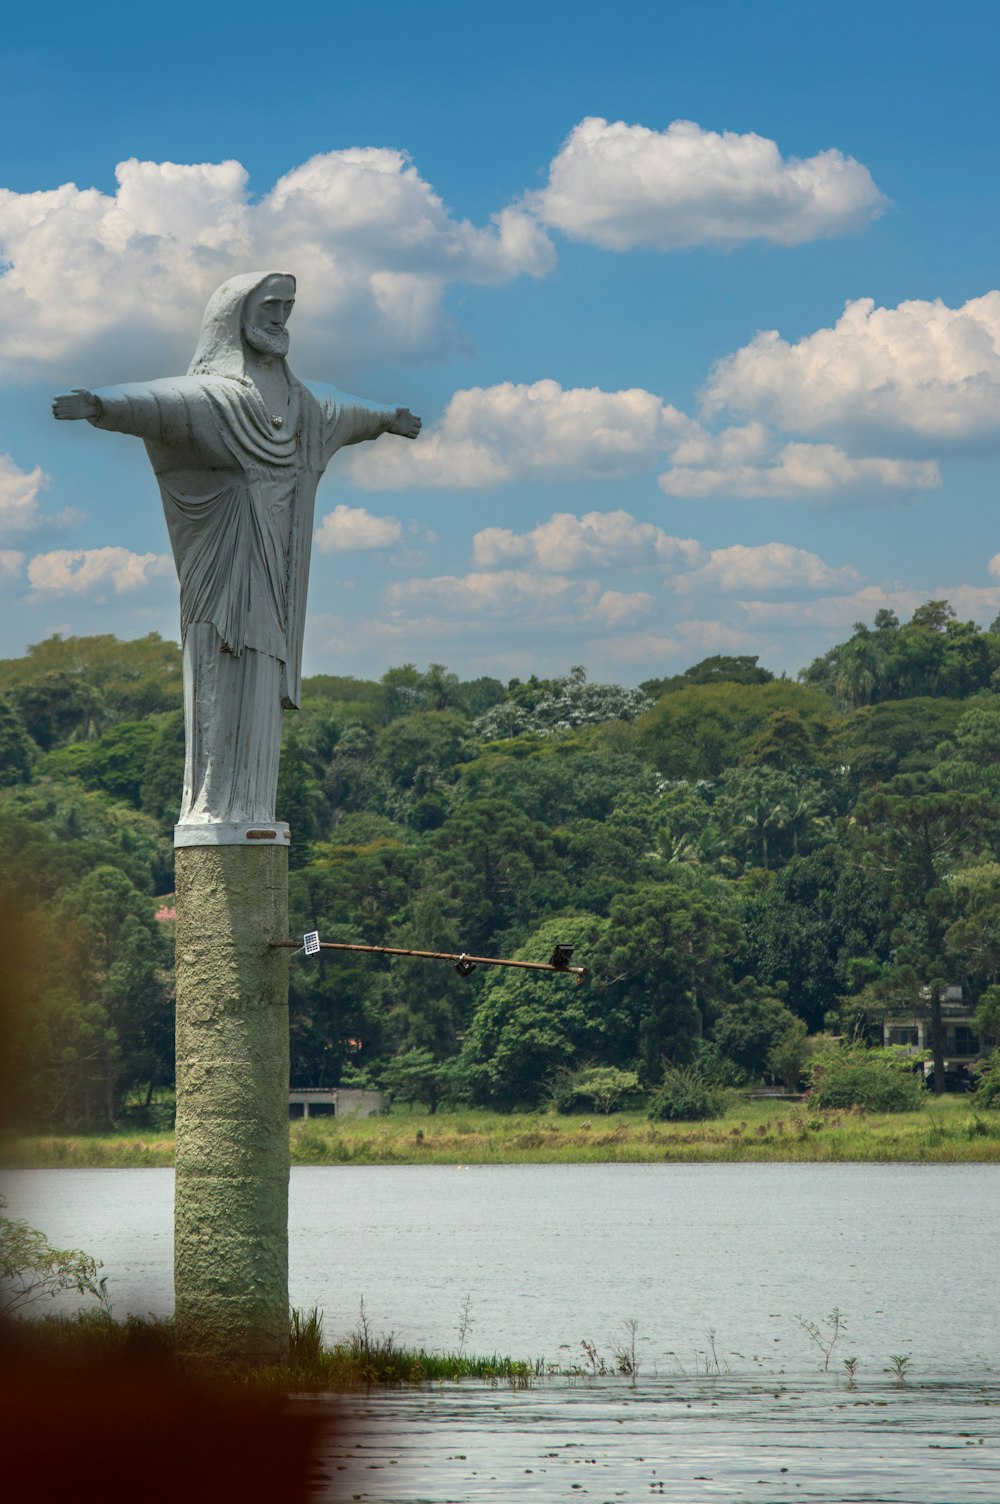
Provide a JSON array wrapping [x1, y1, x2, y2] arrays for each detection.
[[244, 325, 290, 358]]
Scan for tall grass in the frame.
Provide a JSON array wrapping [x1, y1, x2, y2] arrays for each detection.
[[12, 1304, 541, 1391], [4, 1096, 999, 1169]]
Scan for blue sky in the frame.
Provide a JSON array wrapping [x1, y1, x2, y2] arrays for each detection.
[[1, 0, 998, 684]]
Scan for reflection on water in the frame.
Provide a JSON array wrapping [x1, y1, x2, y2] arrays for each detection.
[[4, 1163, 999, 1502]]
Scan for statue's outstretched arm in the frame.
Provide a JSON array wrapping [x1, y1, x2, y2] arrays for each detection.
[[52, 389, 102, 422]]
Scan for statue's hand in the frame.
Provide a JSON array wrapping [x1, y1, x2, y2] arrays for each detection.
[[389, 408, 422, 440], [52, 389, 101, 422]]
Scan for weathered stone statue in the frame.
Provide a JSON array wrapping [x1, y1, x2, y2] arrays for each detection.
[[53, 271, 420, 836], [53, 274, 421, 1366]]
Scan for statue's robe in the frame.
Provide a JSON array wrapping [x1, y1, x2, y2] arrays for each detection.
[[90, 375, 395, 824]]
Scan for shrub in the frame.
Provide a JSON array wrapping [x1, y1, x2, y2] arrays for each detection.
[[647, 1066, 727, 1122], [551, 1065, 642, 1115], [808, 1044, 925, 1112], [973, 1049, 1000, 1108]]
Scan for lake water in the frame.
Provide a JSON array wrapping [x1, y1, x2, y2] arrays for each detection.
[[4, 1163, 999, 1501]]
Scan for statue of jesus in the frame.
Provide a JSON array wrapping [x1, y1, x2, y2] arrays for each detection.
[[53, 272, 420, 839]]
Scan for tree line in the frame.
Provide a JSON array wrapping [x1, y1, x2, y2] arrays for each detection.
[[4, 601, 1000, 1128]]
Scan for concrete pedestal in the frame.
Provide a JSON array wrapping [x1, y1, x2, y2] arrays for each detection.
[[173, 843, 290, 1366]]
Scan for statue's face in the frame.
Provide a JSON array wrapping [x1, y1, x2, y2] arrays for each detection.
[[243, 275, 296, 358]]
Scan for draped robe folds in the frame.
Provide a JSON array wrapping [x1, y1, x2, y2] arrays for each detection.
[[90, 373, 396, 825]]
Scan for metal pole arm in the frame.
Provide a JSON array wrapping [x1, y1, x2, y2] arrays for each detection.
[[271, 938, 586, 982]]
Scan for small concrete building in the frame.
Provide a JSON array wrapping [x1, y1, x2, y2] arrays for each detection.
[[288, 1088, 384, 1120], [881, 984, 980, 1087]]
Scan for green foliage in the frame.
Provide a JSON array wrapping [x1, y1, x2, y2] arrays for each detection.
[[0, 695, 33, 785], [0, 1196, 107, 1316], [599, 878, 740, 1081], [743, 708, 820, 769], [276, 724, 328, 863], [642, 654, 774, 697], [459, 916, 612, 1108], [379, 1047, 466, 1114], [809, 1044, 927, 1112], [0, 633, 182, 744], [937, 702, 1000, 797], [712, 987, 803, 1079], [742, 846, 891, 1032], [802, 602, 998, 710], [637, 680, 834, 781], [475, 667, 650, 738], [138, 710, 185, 831], [375, 710, 474, 814], [550, 1065, 642, 1114], [972, 1050, 1000, 1107], [10, 620, 1000, 1130], [647, 1065, 727, 1122], [712, 765, 836, 871], [40, 720, 158, 805], [974, 985, 1000, 1050], [767, 1016, 810, 1090], [833, 698, 965, 788]]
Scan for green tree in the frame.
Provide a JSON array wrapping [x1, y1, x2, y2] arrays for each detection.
[[57, 865, 173, 1125], [0, 695, 33, 785], [642, 655, 774, 698], [379, 1047, 456, 1114], [425, 798, 569, 956], [375, 710, 473, 810], [809, 1042, 925, 1111], [459, 915, 612, 1107], [742, 845, 892, 1032], [0, 633, 182, 732], [551, 1064, 641, 1114], [714, 767, 834, 872], [833, 699, 963, 789], [637, 681, 834, 781], [276, 724, 328, 865], [937, 703, 1000, 798], [849, 776, 998, 1090], [712, 986, 801, 1080], [40, 719, 158, 806], [744, 708, 819, 770], [597, 878, 740, 1082], [139, 710, 186, 832], [10, 671, 107, 750]]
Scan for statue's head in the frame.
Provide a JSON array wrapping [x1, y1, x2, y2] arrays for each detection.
[[242, 274, 296, 359], [189, 271, 297, 379]]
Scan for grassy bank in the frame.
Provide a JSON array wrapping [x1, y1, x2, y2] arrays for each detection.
[[11, 1307, 542, 1391], [4, 1096, 1000, 1168]]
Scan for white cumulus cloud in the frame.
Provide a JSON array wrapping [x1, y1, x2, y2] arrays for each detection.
[[0, 550, 24, 582], [660, 423, 939, 498], [0, 151, 554, 382], [702, 293, 1000, 450], [0, 454, 82, 539], [528, 116, 885, 250], [676, 542, 862, 594], [385, 569, 658, 632], [473, 509, 705, 572], [348, 380, 695, 489], [387, 570, 596, 617], [591, 590, 655, 625], [27, 547, 173, 597], [315, 504, 403, 554]]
